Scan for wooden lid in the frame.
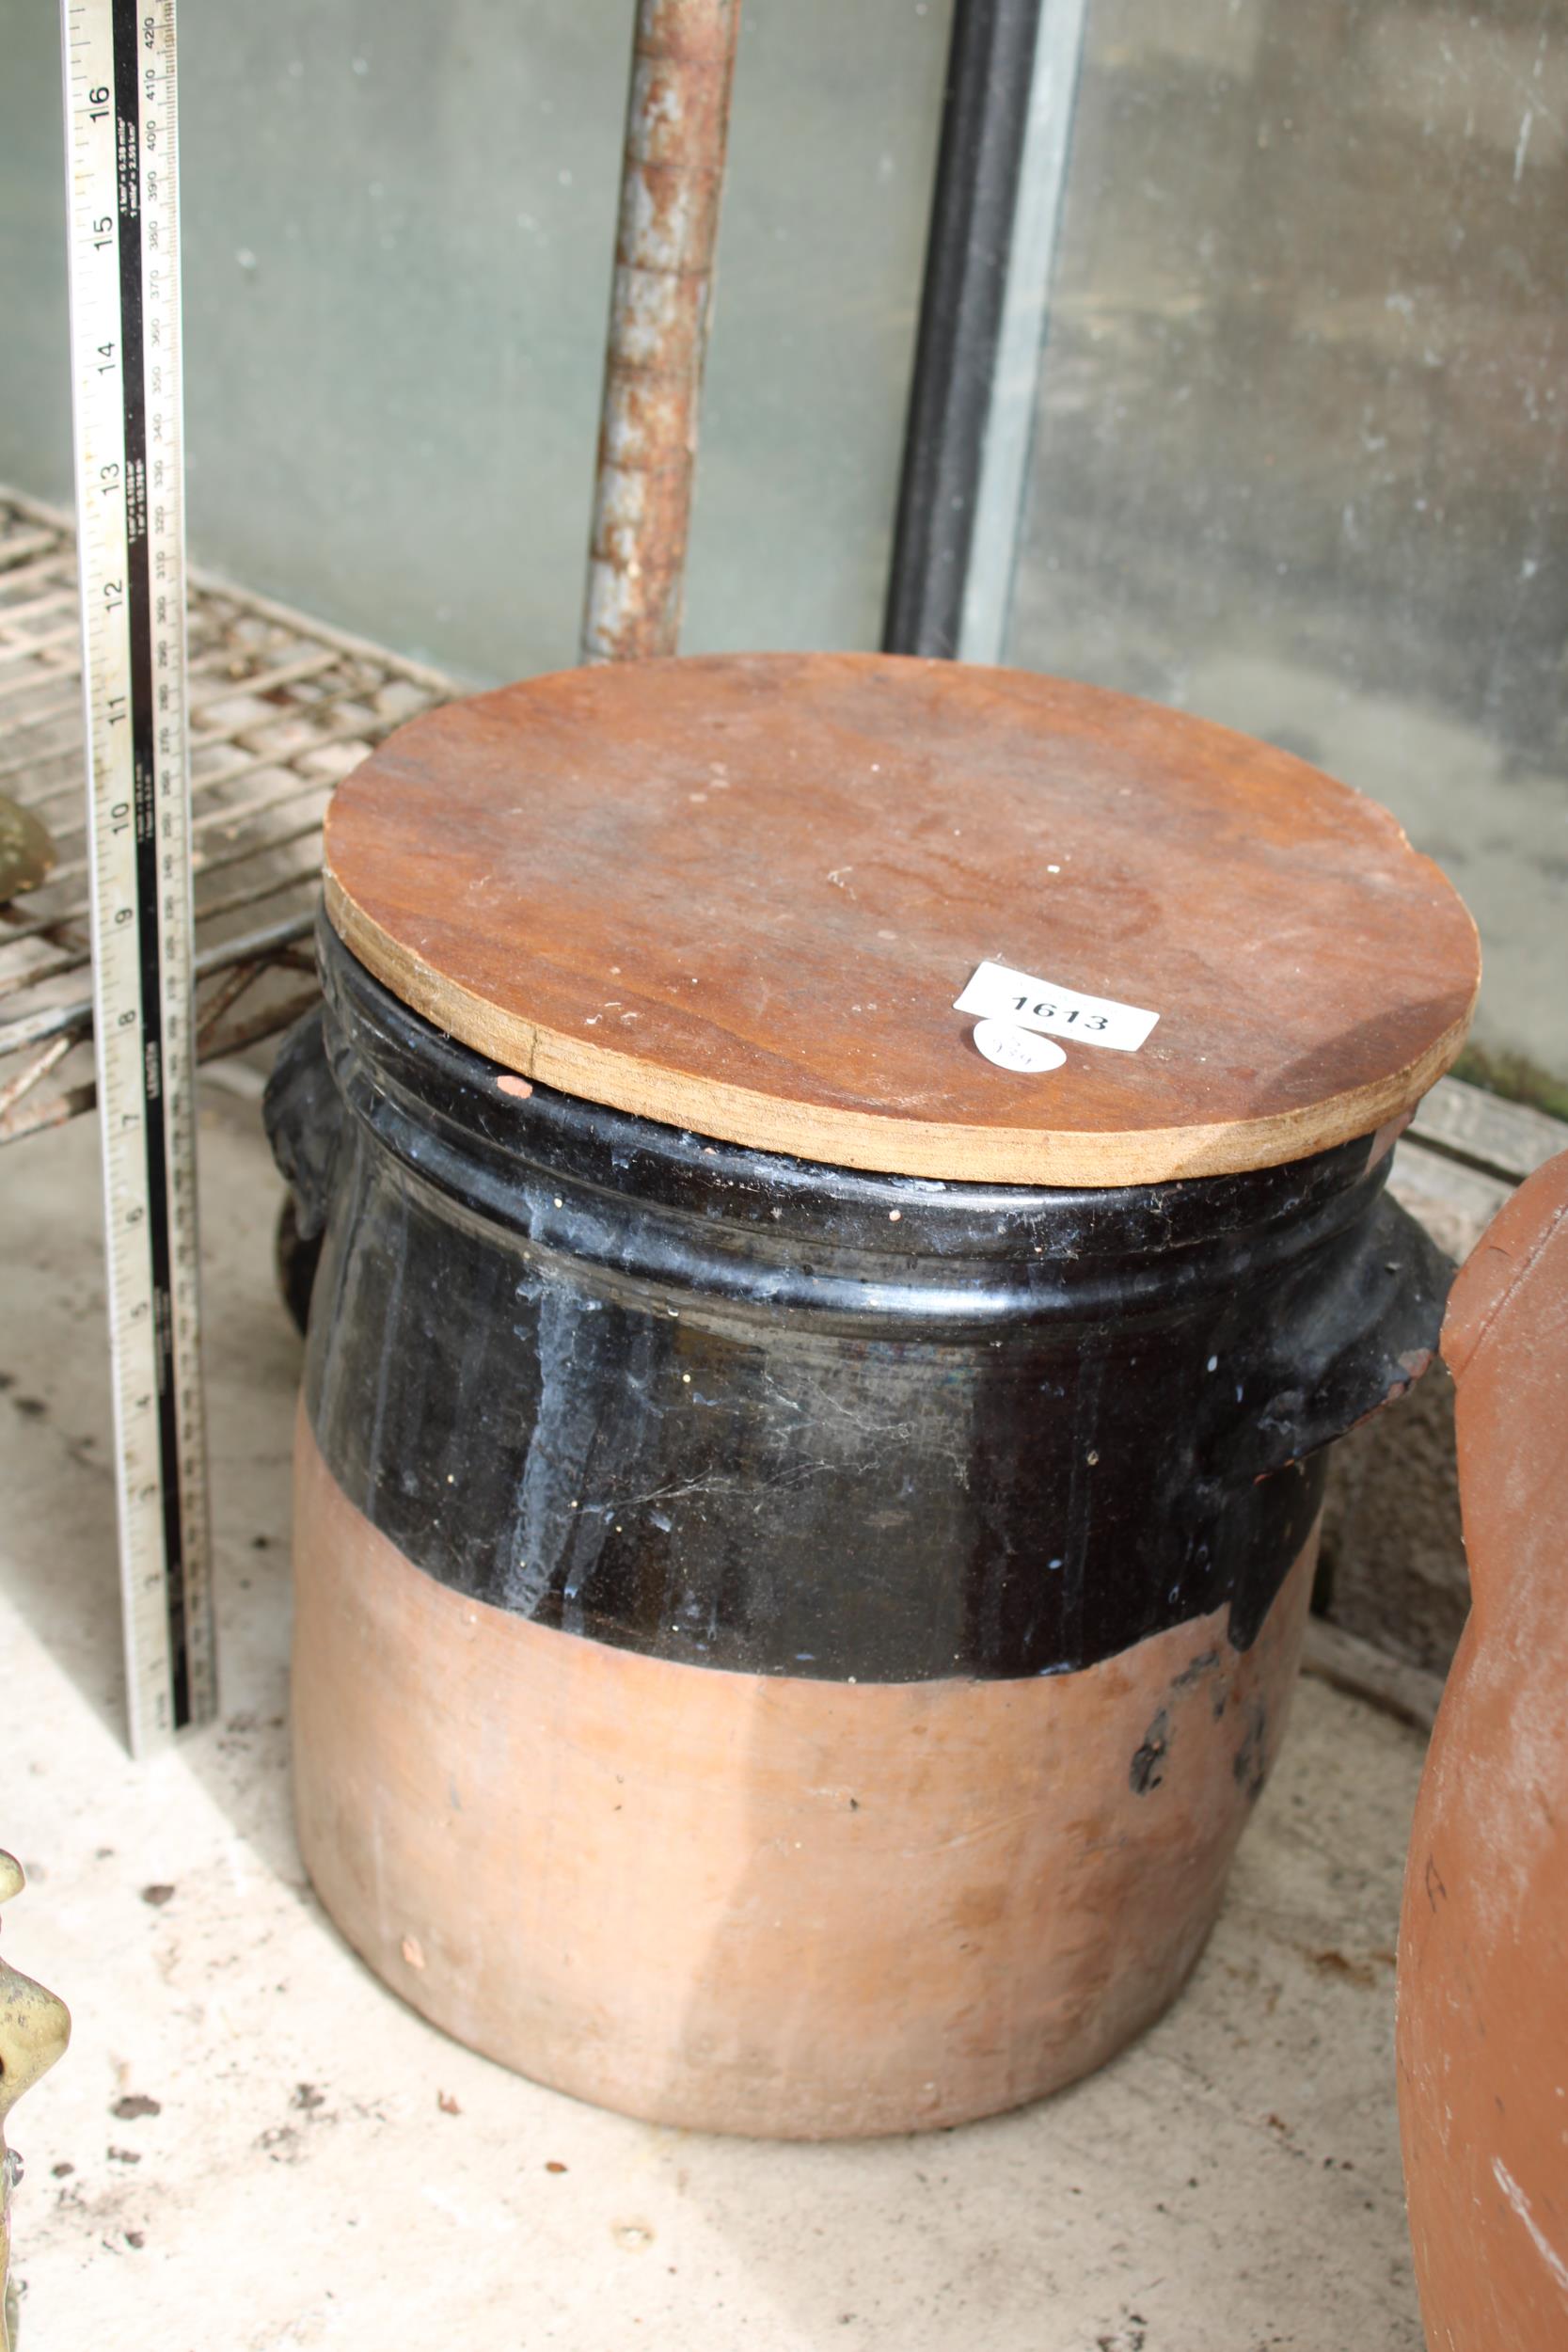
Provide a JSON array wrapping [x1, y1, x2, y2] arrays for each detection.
[[323, 653, 1480, 1187]]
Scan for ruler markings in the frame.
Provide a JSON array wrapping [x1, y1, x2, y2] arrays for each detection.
[[61, 0, 213, 1751]]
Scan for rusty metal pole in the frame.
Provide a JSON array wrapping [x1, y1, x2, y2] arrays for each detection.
[[580, 0, 742, 665]]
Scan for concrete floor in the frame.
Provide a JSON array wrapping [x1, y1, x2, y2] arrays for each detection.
[[2, 1086, 1433, 2350]]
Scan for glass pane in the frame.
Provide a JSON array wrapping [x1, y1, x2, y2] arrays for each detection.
[[1007, 0, 1568, 1104], [0, 0, 949, 681]]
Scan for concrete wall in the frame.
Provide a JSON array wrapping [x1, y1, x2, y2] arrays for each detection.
[[1009, 0, 1568, 1100]]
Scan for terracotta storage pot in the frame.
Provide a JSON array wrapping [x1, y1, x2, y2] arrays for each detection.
[[1398, 1149, 1568, 2347], [268, 654, 1479, 2138]]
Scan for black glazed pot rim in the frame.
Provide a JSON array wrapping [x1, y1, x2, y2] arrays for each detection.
[[313, 917, 1394, 1312]]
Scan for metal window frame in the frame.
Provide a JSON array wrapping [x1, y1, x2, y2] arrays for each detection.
[[883, 0, 1089, 664]]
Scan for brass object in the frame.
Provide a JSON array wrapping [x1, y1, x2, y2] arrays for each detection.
[[0, 1854, 71, 2350], [0, 801, 54, 903]]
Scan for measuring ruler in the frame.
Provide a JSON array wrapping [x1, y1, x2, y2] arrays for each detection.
[[60, 0, 214, 1752]]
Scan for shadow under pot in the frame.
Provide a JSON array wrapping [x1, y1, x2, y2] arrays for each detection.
[[267, 920, 1450, 2138]]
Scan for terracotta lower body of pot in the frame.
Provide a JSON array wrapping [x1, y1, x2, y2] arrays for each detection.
[[292, 1410, 1316, 2139]]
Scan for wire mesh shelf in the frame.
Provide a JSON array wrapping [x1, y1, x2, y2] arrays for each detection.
[[0, 488, 450, 1144]]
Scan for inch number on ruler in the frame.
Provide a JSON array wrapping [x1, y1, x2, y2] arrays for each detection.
[[61, 0, 214, 1752]]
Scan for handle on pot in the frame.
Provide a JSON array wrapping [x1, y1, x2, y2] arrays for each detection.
[[1234, 1189, 1453, 1483], [263, 1002, 343, 1244]]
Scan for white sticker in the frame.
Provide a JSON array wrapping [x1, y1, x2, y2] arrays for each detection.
[[971, 1020, 1068, 1074], [954, 961, 1159, 1054]]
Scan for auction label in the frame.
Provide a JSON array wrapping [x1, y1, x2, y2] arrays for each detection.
[[955, 961, 1159, 1053]]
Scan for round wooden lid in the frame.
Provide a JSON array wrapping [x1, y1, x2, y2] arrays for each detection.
[[323, 654, 1479, 1187]]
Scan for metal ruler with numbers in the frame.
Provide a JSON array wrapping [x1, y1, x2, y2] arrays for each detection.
[[60, 0, 214, 1751]]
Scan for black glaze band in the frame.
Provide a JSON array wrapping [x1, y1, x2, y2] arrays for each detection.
[[267, 922, 1450, 1687]]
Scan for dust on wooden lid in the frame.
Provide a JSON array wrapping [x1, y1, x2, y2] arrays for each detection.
[[323, 653, 1480, 1187]]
